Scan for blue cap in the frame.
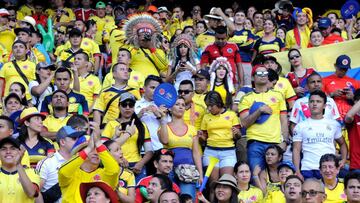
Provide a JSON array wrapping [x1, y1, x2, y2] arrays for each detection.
[[193, 69, 210, 80], [278, 161, 296, 172], [249, 102, 270, 124], [56, 126, 86, 142], [335, 54, 351, 69], [318, 17, 331, 28]]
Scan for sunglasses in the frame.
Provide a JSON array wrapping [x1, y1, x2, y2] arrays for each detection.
[[255, 71, 269, 77], [160, 148, 174, 156], [178, 90, 193, 95], [120, 101, 135, 108], [289, 55, 301, 60], [301, 190, 325, 198]]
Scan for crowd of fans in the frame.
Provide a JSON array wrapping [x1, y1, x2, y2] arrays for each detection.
[[1, 0, 360, 202]]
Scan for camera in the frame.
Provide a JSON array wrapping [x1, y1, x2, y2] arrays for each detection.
[[144, 33, 151, 41]]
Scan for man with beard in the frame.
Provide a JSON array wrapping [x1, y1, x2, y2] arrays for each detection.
[[41, 90, 73, 140]]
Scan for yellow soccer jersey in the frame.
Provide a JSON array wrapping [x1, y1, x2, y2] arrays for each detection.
[[59, 38, 101, 64], [274, 77, 297, 102], [58, 146, 120, 203], [192, 92, 207, 110], [117, 167, 136, 195], [102, 120, 150, 163], [0, 167, 40, 203], [19, 4, 34, 16], [51, 8, 75, 24], [285, 26, 311, 49], [89, 15, 115, 45], [0, 30, 16, 53], [93, 86, 140, 124], [43, 115, 72, 133], [214, 84, 232, 106], [129, 47, 169, 76], [79, 73, 101, 108], [264, 189, 285, 203], [183, 102, 205, 130], [0, 60, 36, 98], [324, 181, 347, 203], [102, 70, 145, 90], [239, 90, 287, 143], [201, 110, 240, 148], [164, 124, 197, 149], [169, 18, 193, 36], [196, 31, 215, 51], [238, 185, 264, 203]]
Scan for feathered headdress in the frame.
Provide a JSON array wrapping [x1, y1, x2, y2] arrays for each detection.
[[123, 13, 162, 48], [293, 7, 313, 28], [170, 34, 198, 63], [209, 57, 234, 93]]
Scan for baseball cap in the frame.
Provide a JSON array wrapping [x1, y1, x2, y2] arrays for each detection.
[[119, 92, 136, 103], [21, 16, 36, 28], [14, 27, 32, 36], [96, 1, 106, 9], [0, 8, 10, 17], [0, 137, 20, 149], [36, 62, 57, 71], [318, 17, 331, 29], [157, 7, 170, 14], [335, 54, 351, 69], [278, 160, 296, 172], [56, 126, 86, 142], [71, 135, 90, 156], [192, 69, 210, 80], [251, 64, 267, 76]]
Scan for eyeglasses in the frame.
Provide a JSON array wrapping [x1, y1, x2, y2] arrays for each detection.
[[301, 190, 325, 198], [178, 90, 193, 95], [289, 55, 301, 60], [255, 71, 269, 77], [120, 101, 135, 108]]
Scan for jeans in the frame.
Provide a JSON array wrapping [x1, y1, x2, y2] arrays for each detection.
[[170, 170, 196, 200], [301, 170, 322, 180], [247, 141, 274, 172]]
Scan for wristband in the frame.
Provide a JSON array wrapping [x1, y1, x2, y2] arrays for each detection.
[[252, 175, 259, 179], [160, 119, 168, 125]]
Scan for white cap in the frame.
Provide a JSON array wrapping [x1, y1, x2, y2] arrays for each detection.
[[21, 16, 36, 28]]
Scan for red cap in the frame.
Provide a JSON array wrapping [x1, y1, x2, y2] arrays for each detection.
[[251, 64, 266, 76]]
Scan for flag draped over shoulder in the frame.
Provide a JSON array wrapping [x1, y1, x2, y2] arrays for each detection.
[[271, 38, 360, 79]]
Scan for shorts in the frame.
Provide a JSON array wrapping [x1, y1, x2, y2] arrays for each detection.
[[203, 147, 236, 168]]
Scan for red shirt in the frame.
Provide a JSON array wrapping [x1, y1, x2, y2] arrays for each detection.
[[135, 175, 180, 203], [323, 74, 360, 120], [74, 8, 96, 21], [32, 14, 48, 28], [347, 114, 360, 169], [200, 42, 242, 82], [286, 68, 315, 88], [322, 34, 344, 45]]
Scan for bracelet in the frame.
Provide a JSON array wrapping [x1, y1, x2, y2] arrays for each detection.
[[252, 175, 259, 179], [124, 131, 132, 137]]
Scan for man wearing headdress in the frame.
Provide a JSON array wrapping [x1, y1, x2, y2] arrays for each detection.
[[124, 14, 169, 77]]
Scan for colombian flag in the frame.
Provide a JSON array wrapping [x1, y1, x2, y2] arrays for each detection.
[[271, 38, 360, 79]]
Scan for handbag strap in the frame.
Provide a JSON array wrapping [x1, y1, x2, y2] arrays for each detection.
[[140, 48, 160, 73], [12, 60, 29, 85], [103, 88, 134, 116]]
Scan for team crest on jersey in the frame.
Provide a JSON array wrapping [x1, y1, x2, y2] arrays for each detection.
[[119, 179, 127, 187], [133, 76, 138, 81], [84, 41, 89, 46], [277, 83, 283, 88], [69, 97, 76, 104], [224, 116, 230, 120], [23, 65, 28, 69], [227, 48, 233, 53], [346, 81, 353, 86], [270, 97, 276, 103], [194, 112, 199, 117], [38, 148, 45, 155], [93, 174, 101, 181], [88, 81, 93, 86]]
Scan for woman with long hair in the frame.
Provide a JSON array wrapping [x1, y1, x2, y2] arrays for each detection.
[[201, 91, 240, 185], [166, 34, 199, 90], [234, 161, 263, 203], [158, 97, 203, 199], [253, 145, 283, 194], [286, 48, 315, 97], [103, 140, 136, 203], [17, 107, 55, 168], [102, 92, 152, 182], [9, 82, 29, 106], [209, 57, 235, 108], [252, 19, 285, 60]]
